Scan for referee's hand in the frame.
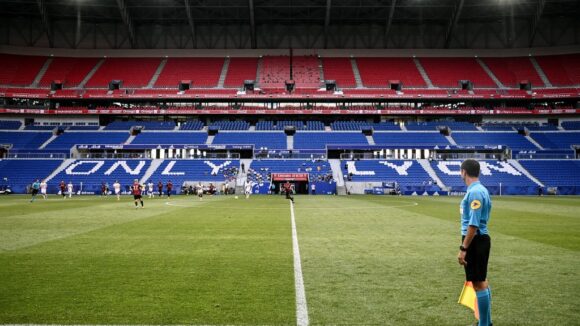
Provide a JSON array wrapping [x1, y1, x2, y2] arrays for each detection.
[[457, 251, 467, 266]]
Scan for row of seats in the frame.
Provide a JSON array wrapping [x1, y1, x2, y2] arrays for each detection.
[[1, 54, 578, 89], [1, 158, 579, 194], [255, 120, 325, 130], [104, 121, 176, 130], [2, 130, 579, 151]]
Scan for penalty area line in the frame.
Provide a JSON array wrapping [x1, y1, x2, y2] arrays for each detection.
[[290, 201, 309, 326]]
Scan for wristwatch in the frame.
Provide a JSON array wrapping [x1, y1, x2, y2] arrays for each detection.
[[459, 245, 467, 252]]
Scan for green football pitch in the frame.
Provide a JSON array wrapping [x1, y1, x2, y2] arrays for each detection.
[[0, 194, 578, 325]]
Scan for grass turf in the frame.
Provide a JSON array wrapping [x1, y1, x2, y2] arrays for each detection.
[[0, 194, 578, 325]]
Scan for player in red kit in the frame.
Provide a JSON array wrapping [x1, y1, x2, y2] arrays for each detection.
[[157, 181, 163, 197], [166, 180, 173, 198], [59, 181, 66, 198], [283, 181, 294, 203], [132, 179, 144, 208]]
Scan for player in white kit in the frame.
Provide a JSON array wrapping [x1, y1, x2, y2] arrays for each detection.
[[40, 180, 48, 199], [148, 181, 154, 198], [67, 181, 73, 198], [245, 181, 253, 199], [113, 180, 121, 200], [196, 182, 203, 200]]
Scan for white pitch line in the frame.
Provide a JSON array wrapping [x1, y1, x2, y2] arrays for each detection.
[[290, 200, 309, 326]]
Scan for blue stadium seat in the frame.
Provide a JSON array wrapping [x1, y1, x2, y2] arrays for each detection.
[[0, 120, 22, 130], [529, 132, 580, 149], [452, 132, 537, 149], [248, 160, 334, 183], [180, 120, 204, 130], [561, 121, 580, 130], [45, 132, 129, 149], [519, 160, 580, 191], [147, 160, 239, 192], [431, 160, 537, 194], [342, 160, 433, 187], [373, 132, 450, 146], [209, 120, 250, 130], [294, 132, 368, 149], [0, 159, 64, 193], [49, 159, 152, 193], [213, 132, 287, 149], [0, 132, 52, 149]]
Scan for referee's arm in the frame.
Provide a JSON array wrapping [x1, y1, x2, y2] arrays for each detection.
[[458, 193, 483, 266]]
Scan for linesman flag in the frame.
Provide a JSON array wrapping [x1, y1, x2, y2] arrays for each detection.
[[458, 281, 479, 320]]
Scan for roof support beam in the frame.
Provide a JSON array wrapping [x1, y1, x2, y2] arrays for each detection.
[[528, 0, 546, 47], [36, 0, 54, 48], [384, 0, 397, 48], [443, 0, 464, 48], [248, 0, 256, 49], [323, 0, 332, 49], [116, 0, 136, 48], [184, 0, 197, 48]]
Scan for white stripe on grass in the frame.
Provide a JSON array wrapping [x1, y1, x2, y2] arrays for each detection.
[[290, 201, 309, 326]]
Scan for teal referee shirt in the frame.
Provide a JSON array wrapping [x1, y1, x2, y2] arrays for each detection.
[[460, 181, 491, 236]]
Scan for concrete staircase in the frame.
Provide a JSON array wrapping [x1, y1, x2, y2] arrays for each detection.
[[236, 159, 252, 193], [206, 135, 215, 145], [124, 135, 137, 144], [476, 125, 484, 131], [350, 58, 364, 88], [508, 159, 544, 187], [529, 56, 553, 87], [318, 56, 325, 83], [31, 57, 53, 88], [445, 135, 458, 145], [476, 58, 504, 88], [400, 124, 408, 131], [39, 134, 58, 149], [525, 135, 544, 149], [329, 159, 346, 195], [413, 58, 434, 88], [139, 159, 164, 184], [44, 159, 76, 183], [366, 135, 375, 145], [255, 57, 263, 88], [147, 58, 167, 88], [79, 58, 105, 88], [417, 159, 448, 191], [287, 134, 294, 150], [217, 57, 230, 88]]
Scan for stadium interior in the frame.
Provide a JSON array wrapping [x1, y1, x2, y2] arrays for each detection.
[[1, 1, 580, 325]]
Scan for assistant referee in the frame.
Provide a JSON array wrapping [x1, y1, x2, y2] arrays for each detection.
[[457, 159, 493, 326]]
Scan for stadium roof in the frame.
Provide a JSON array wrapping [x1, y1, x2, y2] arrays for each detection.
[[1, 0, 579, 49]]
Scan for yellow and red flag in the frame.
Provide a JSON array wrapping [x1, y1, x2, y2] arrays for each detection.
[[458, 281, 479, 320]]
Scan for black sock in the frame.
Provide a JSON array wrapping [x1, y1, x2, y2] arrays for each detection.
[[135, 202, 138, 207], [140, 200, 144, 207]]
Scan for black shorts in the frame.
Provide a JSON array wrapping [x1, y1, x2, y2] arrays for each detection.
[[133, 195, 142, 200], [463, 234, 491, 282], [31, 189, 38, 195]]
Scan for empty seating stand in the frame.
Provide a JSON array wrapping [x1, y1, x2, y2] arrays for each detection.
[[39, 57, 100, 87], [535, 54, 580, 86], [322, 57, 356, 88], [519, 160, 580, 194], [105, 121, 175, 131], [0, 120, 22, 130], [209, 121, 250, 130], [373, 132, 450, 147], [419, 57, 495, 87], [431, 160, 537, 194], [155, 58, 225, 88], [482, 57, 544, 87], [452, 132, 537, 150], [529, 132, 580, 149], [132, 132, 207, 145], [86, 58, 161, 88], [147, 160, 239, 192], [0, 54, 47, 86], [224, 58, 259, 88], [213, 132, 287, 149], [356, 57, 426, 87], [294, 132, 369, 149], [45, 132, 129, 149], [0, 132, 53, 149], [0, 159, 64, 193]]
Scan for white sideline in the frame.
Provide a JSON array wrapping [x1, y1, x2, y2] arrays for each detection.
[[290, 201, 309, 326]]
